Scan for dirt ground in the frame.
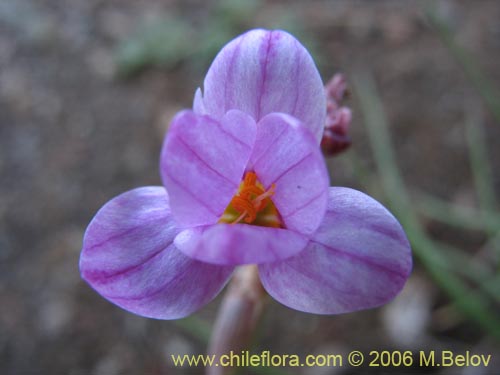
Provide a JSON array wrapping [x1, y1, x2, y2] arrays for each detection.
[[1, 0, 499, 374]]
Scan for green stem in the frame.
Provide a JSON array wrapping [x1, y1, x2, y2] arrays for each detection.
[[425, 8, 500, 124], [353, 71, 500, 340], [464, 105, 500, 261], [413, 191, 500, 233]]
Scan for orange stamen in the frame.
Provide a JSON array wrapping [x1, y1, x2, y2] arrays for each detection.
[[244, 171, 257, 186], [230, 196, 257, 223], [228, 171, 276, 225], [240, 185, 265, 199], [253, 184, 276, 210]]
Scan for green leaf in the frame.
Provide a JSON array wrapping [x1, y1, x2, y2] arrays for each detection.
[[353, 71, 500, 340]]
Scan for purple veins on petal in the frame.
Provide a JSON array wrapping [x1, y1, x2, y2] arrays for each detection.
[[160, 107, 329, 266], [80, 28, 412, 320], [250, 113, 329, 235], [169, 112, 329, 266], [160, 109, 256, 227], [195, 29, 326, 142], [80, 187, 233, 319], [259, 187, 412, 314], [174, 224, 308, 266]]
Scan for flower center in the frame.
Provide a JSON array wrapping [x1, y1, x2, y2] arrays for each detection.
[[219, 171, 283, 228]]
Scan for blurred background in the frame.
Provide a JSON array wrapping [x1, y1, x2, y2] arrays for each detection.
[[1, 0, 499, 374]]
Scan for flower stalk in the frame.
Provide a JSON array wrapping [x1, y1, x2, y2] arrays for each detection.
[[207, 265, 267, 375]]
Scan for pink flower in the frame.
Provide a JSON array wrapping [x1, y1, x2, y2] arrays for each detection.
[[80, 29, 412, 319]]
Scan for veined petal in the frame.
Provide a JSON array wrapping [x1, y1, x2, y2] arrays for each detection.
[[80, 187, 233, 319], [259, 187, 412, 314], [175, 224, 308, 266], [160, 110, 256, 227], [197, 29, 326, 142], [250, 113, 329, 235]]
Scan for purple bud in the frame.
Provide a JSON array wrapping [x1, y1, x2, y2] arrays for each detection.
[[321, 74, 352, 156], [325, 73, 348, 103]]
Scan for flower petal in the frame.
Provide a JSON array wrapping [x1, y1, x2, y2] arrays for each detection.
[[259, 187, 412, 314], [250, 113, 329, 235], [193, 87, 206, 115], [197, 29, 326, 142], [80, 187, 233, 319], [160, 109, 256, 227], [175, 224, 308, 265]]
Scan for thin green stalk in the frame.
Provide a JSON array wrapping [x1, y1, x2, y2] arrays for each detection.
[[353, 71, 500, 340], [414, 191, 500, 233], [349, 151, 500, 302], [347, 154, 500, 306], [464, 106, 500, 261], [465, 107, 497, 212], [426, 4, 500, 262], [426, 8, 500, 124], [437, 241, 500, 304]]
